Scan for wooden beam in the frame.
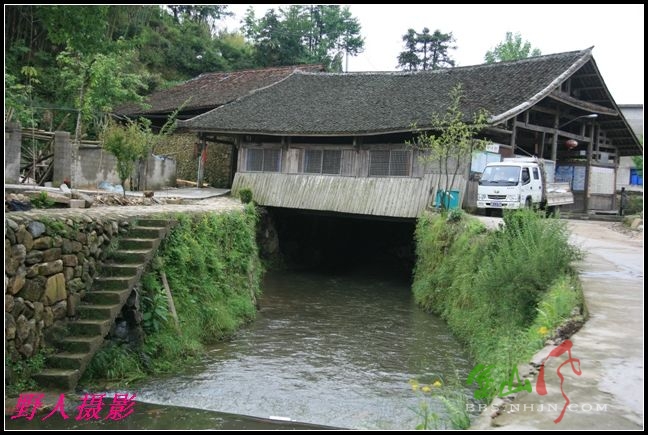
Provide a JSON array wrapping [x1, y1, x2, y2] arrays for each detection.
[[549, 91, 618, 116], [485, 126, 513, 135], [520, 122, 590, 141], [573, 86, 606, 91], [529, 105, 559, 115], [571, 73, 599, 79]]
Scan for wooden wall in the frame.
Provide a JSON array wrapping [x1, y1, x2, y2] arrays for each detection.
[[232, 172, 467, 218]]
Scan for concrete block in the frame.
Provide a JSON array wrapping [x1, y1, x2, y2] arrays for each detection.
[[69, 199, 86, 208]]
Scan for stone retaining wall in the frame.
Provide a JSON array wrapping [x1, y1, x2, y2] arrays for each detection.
[[5, 213, 132, 362]]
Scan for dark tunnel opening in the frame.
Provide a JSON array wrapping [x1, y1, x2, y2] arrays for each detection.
[[262, 207, 417, 281]]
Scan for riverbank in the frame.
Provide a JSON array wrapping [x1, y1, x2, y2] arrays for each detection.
[[470, 218, 643, 429], [5, 195, 262, 397]]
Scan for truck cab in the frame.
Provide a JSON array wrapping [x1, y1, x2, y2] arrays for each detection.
[[477, 159, 545, 212]]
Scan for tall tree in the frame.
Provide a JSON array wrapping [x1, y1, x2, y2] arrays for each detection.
[[242, 5, 364, 71], [397, 28, 456, 71], [5, 5, 259, 138], [484, 32, 541, 63]]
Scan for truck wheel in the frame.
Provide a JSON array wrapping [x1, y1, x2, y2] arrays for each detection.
[[525, 198, 533, 209]]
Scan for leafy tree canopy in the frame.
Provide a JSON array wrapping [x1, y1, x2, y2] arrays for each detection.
[[484, 32, 541, 63], [4, 5, 257, 137], [242, 5, 364, 71], [397, 27, 456, 71]]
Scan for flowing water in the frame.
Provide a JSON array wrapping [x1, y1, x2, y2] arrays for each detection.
[[132, 269, 476, 429], [6, 269, 477, 430]]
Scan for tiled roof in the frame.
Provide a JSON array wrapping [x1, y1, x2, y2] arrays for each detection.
[[179, 50, 592, 135], [114, 64, 325, 116]]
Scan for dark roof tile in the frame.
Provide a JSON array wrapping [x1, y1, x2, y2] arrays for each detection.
[[114, 64, 325, 116], [179, 50, 591, 135]]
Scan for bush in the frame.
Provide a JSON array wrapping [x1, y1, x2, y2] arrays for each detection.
[[239, 188, 253, 204], [412, 209, 583, 402]]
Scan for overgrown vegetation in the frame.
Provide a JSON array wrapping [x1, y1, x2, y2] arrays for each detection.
[[412, 209, 583, 406], [30, 191, 56, 209], [624, 192, 643, 216], [409, 373, 471, 430], [82, 206, 262, 386], [6, 348, 51, 397]]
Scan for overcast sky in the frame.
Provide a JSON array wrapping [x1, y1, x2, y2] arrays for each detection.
[[222, 4, 644, 106]]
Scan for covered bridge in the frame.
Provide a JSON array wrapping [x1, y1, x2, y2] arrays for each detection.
[[178, 48, 642, 218]]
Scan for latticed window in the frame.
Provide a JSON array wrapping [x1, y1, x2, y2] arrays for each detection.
[[304, 150, 323, 173], [369, 150, 411, 176], [369, 150, 390, 176], [246, 149, 264, 171], [246, 148, 281, 172], [263, 149, 281, 172], [322, 150, 341, 174], [304, 149, 341, 174], [390, 150, 410, 176]]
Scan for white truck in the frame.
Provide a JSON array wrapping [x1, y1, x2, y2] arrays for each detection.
[[476, 157, 573, 216]]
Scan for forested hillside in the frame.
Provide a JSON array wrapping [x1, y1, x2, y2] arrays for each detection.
[[5, 5, 363, 139]]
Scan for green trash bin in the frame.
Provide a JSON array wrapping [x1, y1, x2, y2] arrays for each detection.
[[434, 190, 461, 209]]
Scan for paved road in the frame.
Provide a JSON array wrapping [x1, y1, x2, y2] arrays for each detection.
[[471, 217, 644, 430]]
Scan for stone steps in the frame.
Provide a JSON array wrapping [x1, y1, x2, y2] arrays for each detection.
[[35, 218, 174, 390]]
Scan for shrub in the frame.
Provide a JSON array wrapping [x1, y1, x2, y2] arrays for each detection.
[[31, 191, 55, 208], [626, 193, 643, 215], [239, 188, 253, 204]]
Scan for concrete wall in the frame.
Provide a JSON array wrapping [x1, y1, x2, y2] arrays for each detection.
[[5, 122, 21, 183], [4, 127, 177, 191], [73, 146, 177, 191], [5, 213, 132, 363]]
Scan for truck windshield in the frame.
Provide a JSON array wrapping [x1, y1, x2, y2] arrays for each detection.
[[479, 166, 520, 186]]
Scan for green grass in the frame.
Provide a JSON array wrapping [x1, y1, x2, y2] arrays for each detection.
[[81, 205, 263, 386], [412, 209, 584, 407]]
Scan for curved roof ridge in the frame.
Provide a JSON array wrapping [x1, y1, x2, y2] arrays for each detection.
[[489, 47, 593, 123], [293, 48, 593, 78]]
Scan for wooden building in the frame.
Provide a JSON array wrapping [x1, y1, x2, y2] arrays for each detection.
[[114, 64, 324, 187], [179, 48, 642, 218]]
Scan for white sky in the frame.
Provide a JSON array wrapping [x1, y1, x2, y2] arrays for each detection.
[[221, 4, 644, 105]]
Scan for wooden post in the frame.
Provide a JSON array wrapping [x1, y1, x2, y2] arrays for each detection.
[[583, 123, 596, 213], [551, 110, 560, 162], [160, 271, 180, 332], [196, 140, 206, 188], [510, 118, 518, 154]]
